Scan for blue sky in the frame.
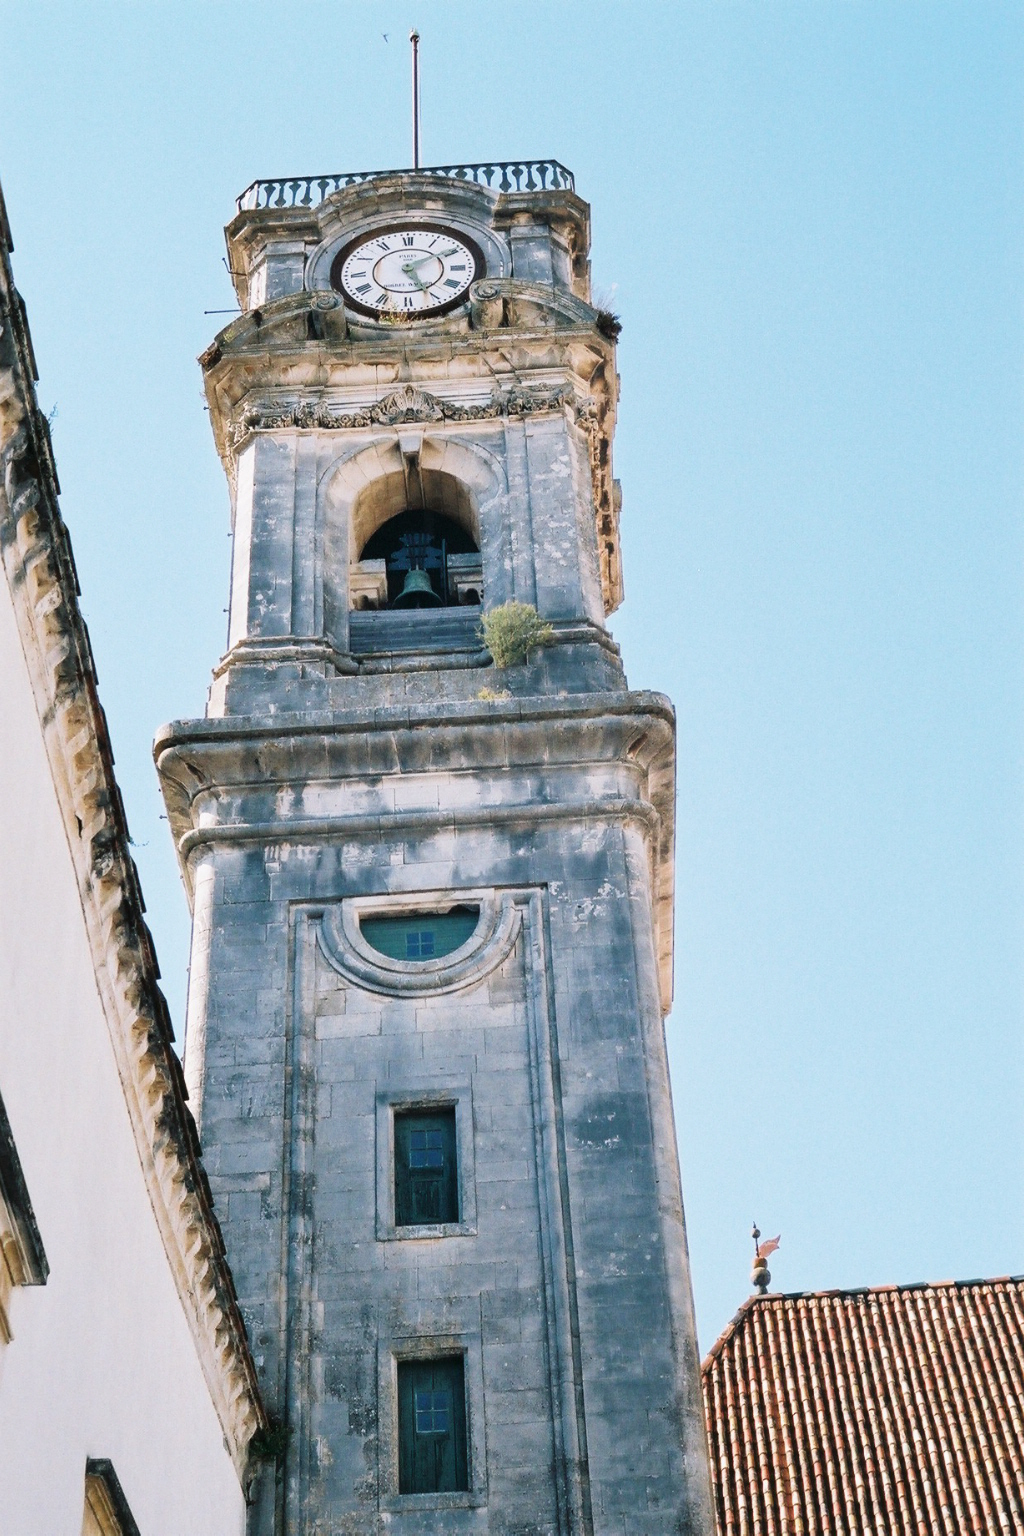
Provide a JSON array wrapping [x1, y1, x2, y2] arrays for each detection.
[[1, 2, 1021, 1350]]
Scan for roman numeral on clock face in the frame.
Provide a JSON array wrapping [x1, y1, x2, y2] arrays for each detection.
[[336, 225, 480, 315]]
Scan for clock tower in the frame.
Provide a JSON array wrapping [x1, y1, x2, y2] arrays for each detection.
[[157, 160, 713, 1536]]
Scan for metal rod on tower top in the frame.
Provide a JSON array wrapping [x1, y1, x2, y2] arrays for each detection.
[[410, 30, 420, 169]]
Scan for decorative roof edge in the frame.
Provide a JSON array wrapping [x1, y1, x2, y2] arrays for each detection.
[[236, 158, 576, 212], [0, 178, 266, 1477], [702, 1272, 1024, 1367]]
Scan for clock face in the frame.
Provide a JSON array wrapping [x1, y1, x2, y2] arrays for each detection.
[[331, 223, 484, 318]]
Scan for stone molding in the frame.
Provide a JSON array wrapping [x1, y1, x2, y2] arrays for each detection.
[[177, 796, 660, 863], [155, 692, 677, 1012], [210, 634, 360, 679], [173, 800, 667, 1011], [208, 617, 620, 685], [227, 379, 593, 449], [200, 273, 624, 613], [0, 185, 265, 1475]]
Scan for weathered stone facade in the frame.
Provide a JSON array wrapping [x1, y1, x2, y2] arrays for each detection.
[[158, 166, 713, 1535], [0, 176, 263, 1531]]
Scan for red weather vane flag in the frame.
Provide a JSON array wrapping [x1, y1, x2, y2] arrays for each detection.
[[751, 1224, 781, 1294]]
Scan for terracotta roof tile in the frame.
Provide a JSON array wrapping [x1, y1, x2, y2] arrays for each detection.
[[702, 1278, 1024, 1535]]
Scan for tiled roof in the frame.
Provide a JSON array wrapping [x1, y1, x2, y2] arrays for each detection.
[[702, 1277, 1024, 1535]]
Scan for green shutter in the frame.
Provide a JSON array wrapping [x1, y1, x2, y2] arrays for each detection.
[[397, 1356, 469, 1494], [394, 1109, 459, 1226]]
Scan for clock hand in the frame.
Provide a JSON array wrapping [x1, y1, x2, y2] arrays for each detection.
[[400, 264, 432, 292], [415, 249, 459, 264], [404, 249, 459, 270]]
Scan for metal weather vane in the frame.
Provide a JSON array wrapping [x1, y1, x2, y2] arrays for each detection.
[[410, 30, 421, 168], [751, 1223, 781, 1295]]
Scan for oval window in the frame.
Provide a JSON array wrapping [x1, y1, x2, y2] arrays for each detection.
[[360, 905, 479, 962]]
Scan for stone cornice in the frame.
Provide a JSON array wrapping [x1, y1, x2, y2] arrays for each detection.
[[155, 691, 676, 1013], [200, 278, 624, 614], [177, 796, 661, 860], [0, 181, 266, 1476], [156, 690, 674, 779], [223, 174, 591, 310]]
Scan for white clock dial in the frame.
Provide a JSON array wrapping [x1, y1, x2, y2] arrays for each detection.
[[332, 223, 483, 317]]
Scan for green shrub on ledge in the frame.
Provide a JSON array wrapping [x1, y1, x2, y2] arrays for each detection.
[[479, 602, 555, 669]]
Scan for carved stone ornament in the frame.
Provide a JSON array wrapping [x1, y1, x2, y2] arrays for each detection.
[[229, 381, 593, 447], [374, 384, 446, 423]]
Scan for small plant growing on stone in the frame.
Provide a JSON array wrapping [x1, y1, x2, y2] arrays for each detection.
[[249, 1417, 292, 1464], [596, 309, 622, 341], [476, 686, 512, 701], [479, 602, 554, 669]]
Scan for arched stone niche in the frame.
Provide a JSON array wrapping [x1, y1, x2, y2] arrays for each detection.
[[350, 466, 477, 560], [320, 433, 508, 649]]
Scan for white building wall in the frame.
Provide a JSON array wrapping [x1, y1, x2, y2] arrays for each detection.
[[0, 568, 246, 1536]]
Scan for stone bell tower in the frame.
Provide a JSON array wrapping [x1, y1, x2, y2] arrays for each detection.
[[157, 159, 713, 1536]]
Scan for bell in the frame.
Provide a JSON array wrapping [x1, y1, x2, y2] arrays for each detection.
[[392, 567, 442, 608]]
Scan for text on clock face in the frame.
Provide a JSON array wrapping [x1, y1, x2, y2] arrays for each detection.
[[338, 228, 479, 313]]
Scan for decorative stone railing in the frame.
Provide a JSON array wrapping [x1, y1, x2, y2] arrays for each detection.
[[236, 160, 575, 212]]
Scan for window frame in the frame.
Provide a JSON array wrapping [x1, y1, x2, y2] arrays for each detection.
[[375, 1085, 477, 1242], [377, 1330, 488, 1512]]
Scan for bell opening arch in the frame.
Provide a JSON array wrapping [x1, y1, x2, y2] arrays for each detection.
[[320, 434, 506, 644]]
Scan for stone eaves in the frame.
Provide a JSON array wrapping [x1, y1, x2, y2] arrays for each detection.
[[0, 179, 266, 1476], [154, 689, 677, 1015]]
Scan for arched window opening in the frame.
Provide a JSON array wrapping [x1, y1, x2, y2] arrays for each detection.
[[360, 904, 480, 961], [357, 509, 481, 610]]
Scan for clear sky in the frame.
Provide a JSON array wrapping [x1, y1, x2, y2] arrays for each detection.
[[1, 1, 1021, 1351]]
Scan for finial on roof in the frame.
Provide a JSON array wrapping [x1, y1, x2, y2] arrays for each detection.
[[410, 30, 421, 169], [751, 1223, 780, 1295]]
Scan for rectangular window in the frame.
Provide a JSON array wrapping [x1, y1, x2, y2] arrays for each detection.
[[394, 1109, 458, 1226], [398, 1356, 469, 1494]]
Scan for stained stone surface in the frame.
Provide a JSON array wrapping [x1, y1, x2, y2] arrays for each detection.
[[158, 168, 713, 1536]]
